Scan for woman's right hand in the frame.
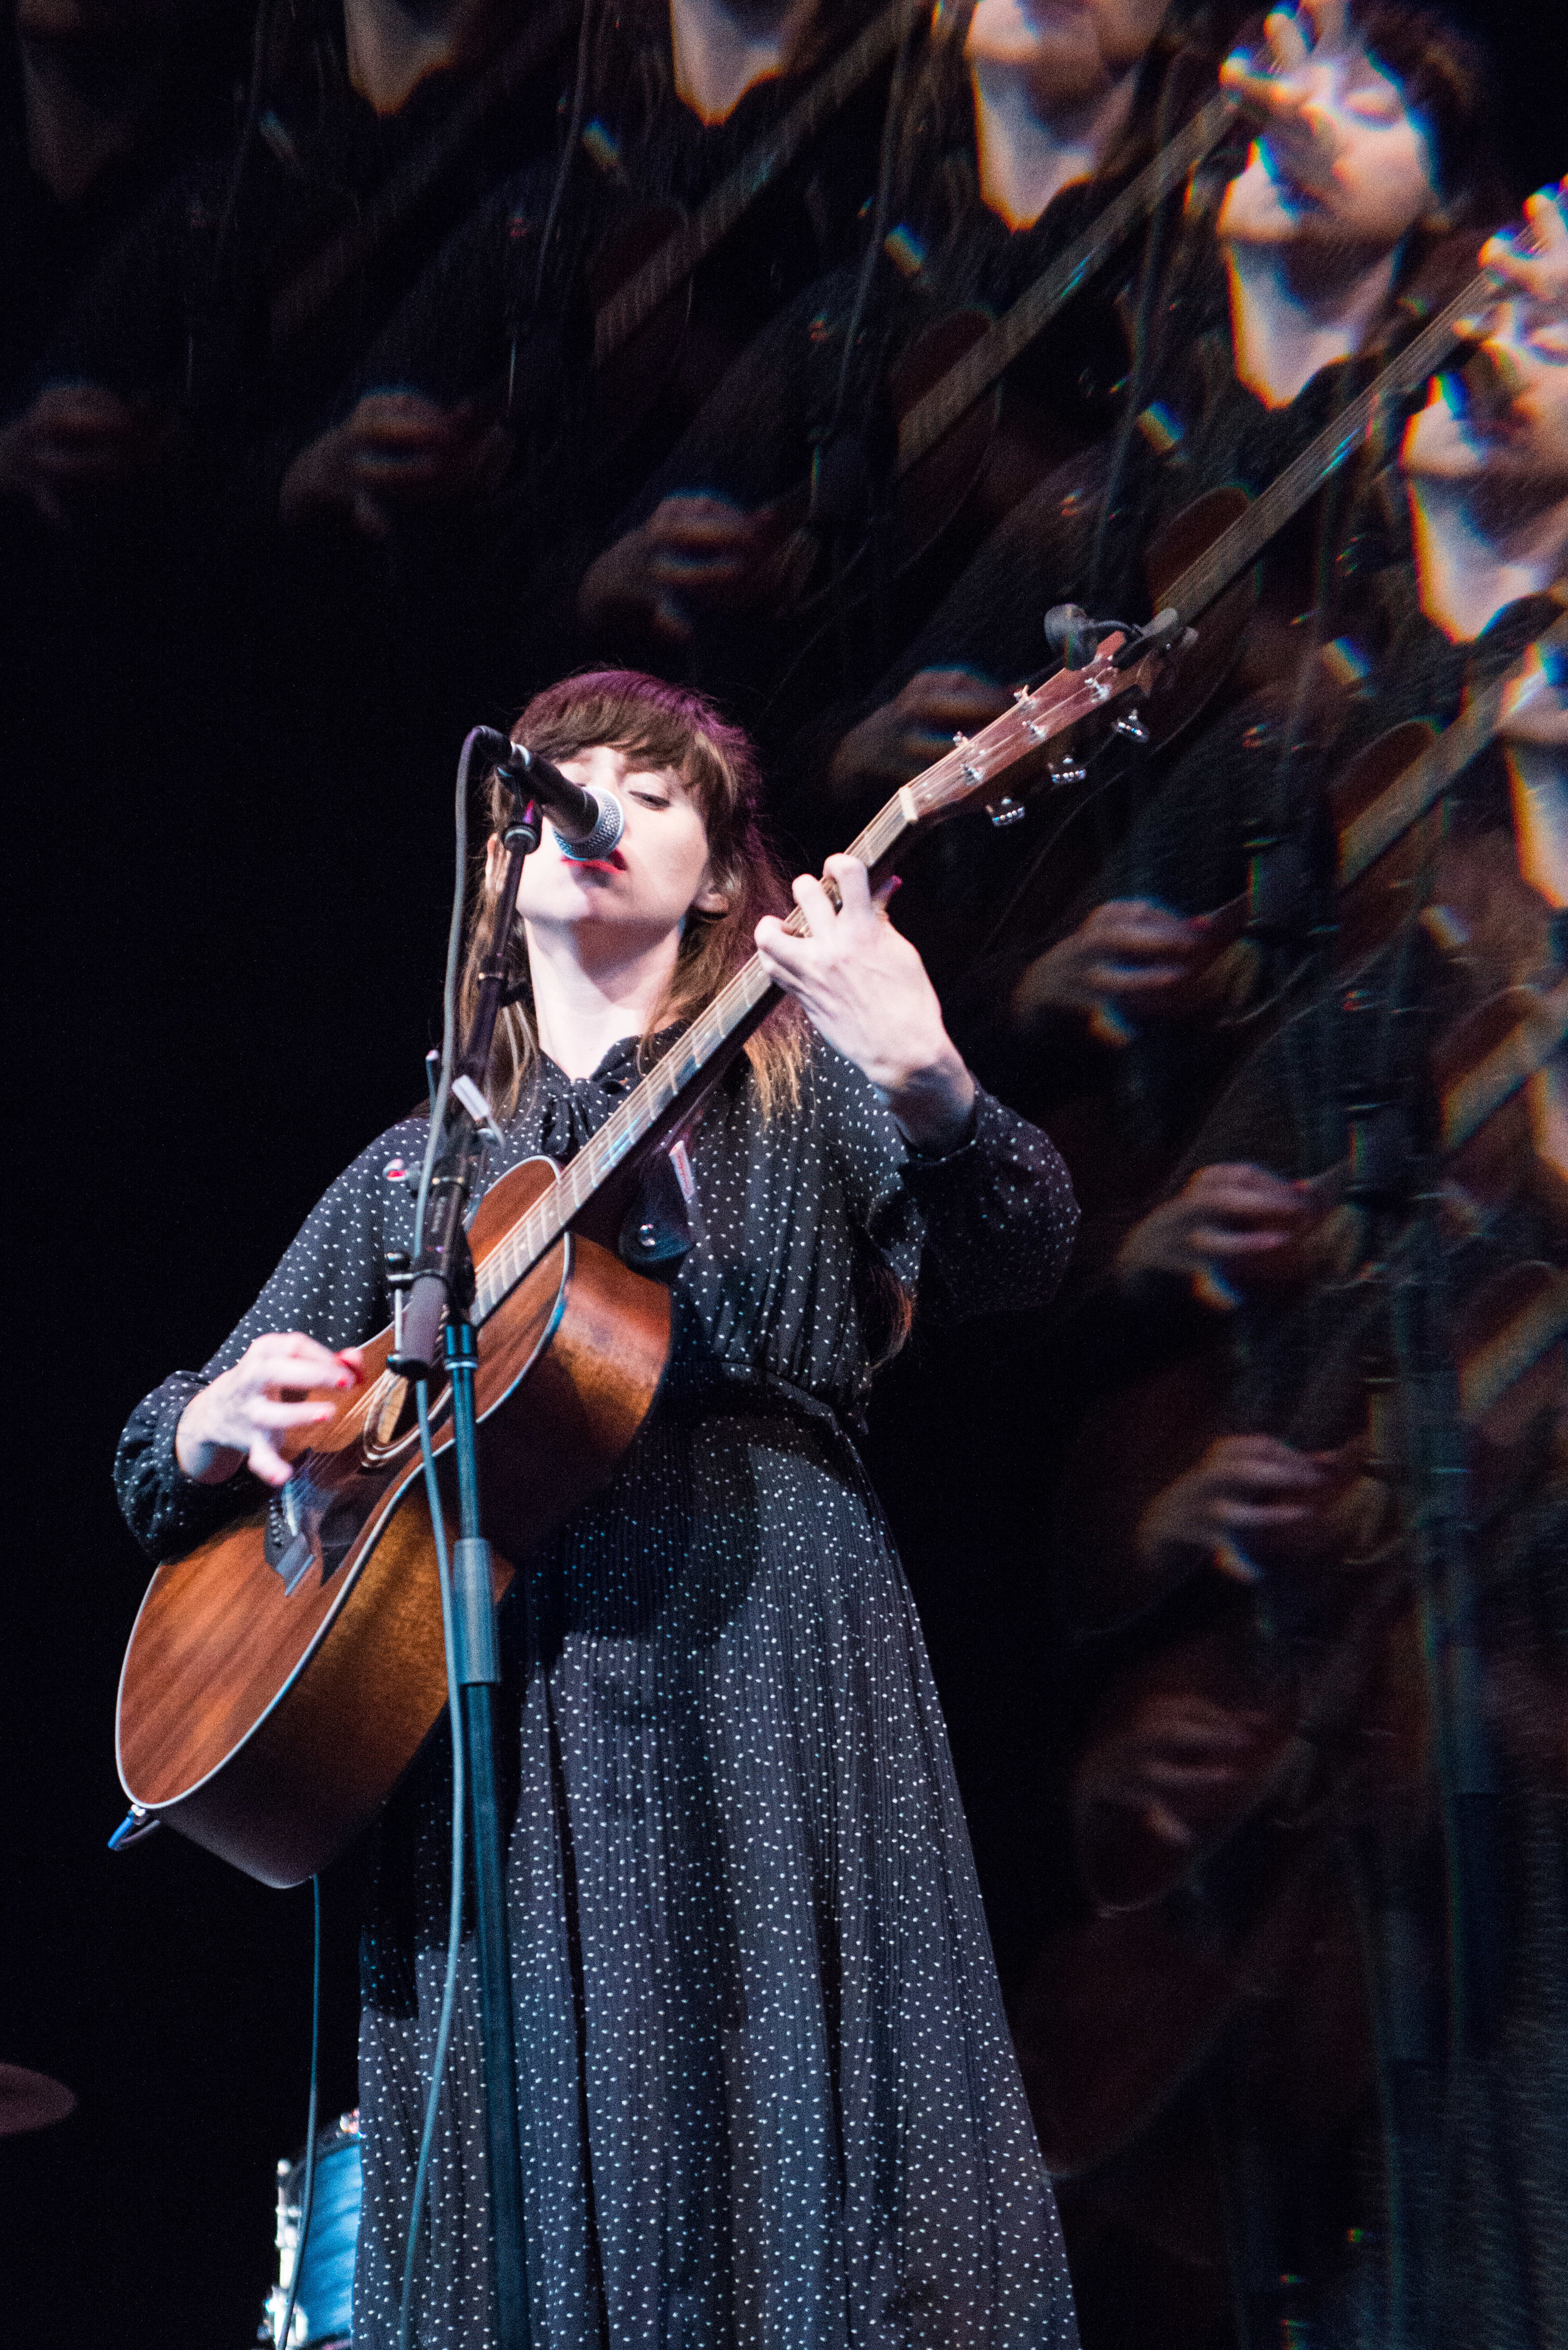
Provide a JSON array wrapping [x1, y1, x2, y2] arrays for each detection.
[[279, 391, 510, 538], [1136, 1433, 1354, 1584], [1011, 898, 1209, 1045], [175, 1334, 364, 1489], [0, 384, 164, 526], [576, 493, 793, 647], [1117, 1161, 1313, 1307]]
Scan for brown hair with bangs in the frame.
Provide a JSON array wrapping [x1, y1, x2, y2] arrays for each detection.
[[457, 670, 807, 1120]]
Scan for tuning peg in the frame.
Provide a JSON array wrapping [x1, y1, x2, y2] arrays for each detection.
[[985, 797, 1025, 827], [1113, 708, 1150, 743], [1047, 758, 1088, 787]]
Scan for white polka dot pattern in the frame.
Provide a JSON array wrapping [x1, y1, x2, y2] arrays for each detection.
[[115, 1036, 1080, 2350]]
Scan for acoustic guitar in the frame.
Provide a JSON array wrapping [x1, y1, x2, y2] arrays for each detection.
[[115, 628, 1167, 1890]]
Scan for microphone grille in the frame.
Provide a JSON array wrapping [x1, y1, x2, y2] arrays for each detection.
[[556, 790, 626, 863]]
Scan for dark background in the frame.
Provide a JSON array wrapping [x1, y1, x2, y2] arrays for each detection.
[[1, 4, 1562, 2345]]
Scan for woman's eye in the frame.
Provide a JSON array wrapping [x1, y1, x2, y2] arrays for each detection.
[[1344, 82, 1401, 124]]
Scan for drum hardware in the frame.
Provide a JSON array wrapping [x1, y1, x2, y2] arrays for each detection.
[[262, 2109, 363, 2349]]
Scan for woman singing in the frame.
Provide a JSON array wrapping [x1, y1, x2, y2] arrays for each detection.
[[115, 669, 1081, 2350]]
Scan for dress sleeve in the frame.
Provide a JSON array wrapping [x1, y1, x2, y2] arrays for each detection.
[[114, 1121, 423, 1562], [820, 1048, 1079, 1324]]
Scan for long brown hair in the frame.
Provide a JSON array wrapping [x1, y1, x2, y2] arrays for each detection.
[[457, 671, 807, 1118]]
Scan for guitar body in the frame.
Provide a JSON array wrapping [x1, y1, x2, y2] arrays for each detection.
[[115, 1156, 673, 1887]]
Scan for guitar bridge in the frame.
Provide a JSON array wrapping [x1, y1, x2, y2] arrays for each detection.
[[263, 1467, 361, 1595], [268, 1526, 317, 1597], [265, 1489, 319, 1595]]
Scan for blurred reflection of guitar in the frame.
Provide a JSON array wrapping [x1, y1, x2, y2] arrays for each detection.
[[583, 0, 924, 445], [1139, 222, 1548, 744], [1017, 1250, 1564, 2173], [761, 89, 1234, 656]]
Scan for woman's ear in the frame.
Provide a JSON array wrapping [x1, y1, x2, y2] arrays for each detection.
[[483, 832, 509, 892], [692, 869, 731, 917]]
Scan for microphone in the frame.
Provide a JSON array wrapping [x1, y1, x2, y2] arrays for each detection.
[[469, 726, 626, 861]]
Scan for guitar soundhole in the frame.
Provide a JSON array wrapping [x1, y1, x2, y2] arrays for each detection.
[[359, 1371, 449, 1465]]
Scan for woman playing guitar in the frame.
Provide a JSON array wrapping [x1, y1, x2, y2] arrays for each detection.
[[115, 669, 1083, 2350]]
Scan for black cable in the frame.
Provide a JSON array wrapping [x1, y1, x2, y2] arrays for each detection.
[[274, 1876, 322, 2350], [214, 0, 277, 278], [534, 0, 599, 314], [413, 734, 477, 1266], [398, 727, 483, 2350]]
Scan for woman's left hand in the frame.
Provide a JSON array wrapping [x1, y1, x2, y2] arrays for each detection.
[[755, 854, 976, 1151]]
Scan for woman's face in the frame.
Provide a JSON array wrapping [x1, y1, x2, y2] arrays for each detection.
[[964, 0, 1170, 108], [1218, 41, 1441, 253], [510, 743, 727, 952], [1402, 292, 1568, 493]]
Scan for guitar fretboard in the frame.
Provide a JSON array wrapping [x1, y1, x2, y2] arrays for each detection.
[[592, 0, 924, 366], [1442, 979, 1568, 1155], [1162, 264, 1501, 624], [896, 92, 1237, 478], [472, 649, 1130, 1319], [1338, 604, 1568, 888]]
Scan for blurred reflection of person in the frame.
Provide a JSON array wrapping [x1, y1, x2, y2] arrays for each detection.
[[564, 0, 1214, 715], [811, 0, 1502, 850], [276, 0, 898, 558], [0, 0, 568, 527], [0, 0, 249, 401]]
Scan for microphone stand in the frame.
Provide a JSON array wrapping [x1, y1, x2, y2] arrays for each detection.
[[389, 772, 541, 2350]]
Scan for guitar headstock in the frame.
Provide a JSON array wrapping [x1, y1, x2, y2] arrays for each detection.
[[896, 628, 1159, 833]]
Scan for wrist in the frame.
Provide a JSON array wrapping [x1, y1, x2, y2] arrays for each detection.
[[883, 1045, 976, 1152], [174, 1393, 243, 1487]]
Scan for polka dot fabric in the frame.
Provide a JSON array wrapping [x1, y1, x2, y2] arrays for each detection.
[[116, 1037, 1080, 2350]]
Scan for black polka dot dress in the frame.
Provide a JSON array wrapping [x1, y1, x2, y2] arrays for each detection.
[[117, 1036, 1081, 2350]]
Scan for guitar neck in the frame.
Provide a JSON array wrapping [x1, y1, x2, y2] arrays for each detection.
[[896, 92, 1237, 479], [272, 0, 579, 348], [1441, 978, 1568, 1156], [1163, 267, 1493, 624], [474, 648, 1133, 1317], [592, 0, 923, 366], [1338, 603, 1568, 889]]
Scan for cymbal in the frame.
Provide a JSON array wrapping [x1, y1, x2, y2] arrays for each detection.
[[0, 2063, 76, 2135]]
